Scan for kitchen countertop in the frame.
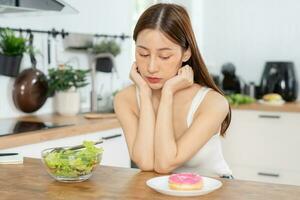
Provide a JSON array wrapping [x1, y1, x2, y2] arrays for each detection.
[[1, 101, 299, 150], [231, 101, 300, 113], [0, 113, 120, 150], [0, 158, 299, 200]]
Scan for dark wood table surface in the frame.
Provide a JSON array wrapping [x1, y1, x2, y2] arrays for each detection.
[[0, 158, 299, 200]]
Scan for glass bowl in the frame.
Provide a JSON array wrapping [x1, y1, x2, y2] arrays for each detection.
[[41, 144, 103, 182]]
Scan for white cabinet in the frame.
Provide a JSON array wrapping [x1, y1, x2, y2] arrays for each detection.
[[222, 110, 300, 186], [0, 128, 130, 168]]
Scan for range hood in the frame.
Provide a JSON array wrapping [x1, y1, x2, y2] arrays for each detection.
[[0, 0, 78, 15]]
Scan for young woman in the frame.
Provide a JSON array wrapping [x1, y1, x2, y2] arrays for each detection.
[[114, 3, 232, 178]]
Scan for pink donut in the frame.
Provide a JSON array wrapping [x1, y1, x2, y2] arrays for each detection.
[[168, 173, 203, 190]]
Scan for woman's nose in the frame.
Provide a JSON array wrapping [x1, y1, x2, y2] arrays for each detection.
[[148, 58, 159, 73]]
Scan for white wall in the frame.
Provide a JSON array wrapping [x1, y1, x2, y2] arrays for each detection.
[[3, 0, 299, 118], [0, 0, 134, 118], [191, 0, 300, 98]]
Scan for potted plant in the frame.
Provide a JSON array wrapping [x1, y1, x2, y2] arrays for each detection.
[[47, 64, 90, 116], [0, 29, 28, 77], [90, 39, 121, 56], [89, 39, 121, 72]]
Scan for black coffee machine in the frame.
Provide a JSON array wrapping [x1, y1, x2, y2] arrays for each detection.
[[221, 62, 242, 95], [260, 62, 298, 101]]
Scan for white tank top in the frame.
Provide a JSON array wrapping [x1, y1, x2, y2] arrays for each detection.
[[135, 86, 232, 177]]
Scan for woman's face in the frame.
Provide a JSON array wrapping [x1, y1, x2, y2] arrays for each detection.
[[135, 29, 190, 90]]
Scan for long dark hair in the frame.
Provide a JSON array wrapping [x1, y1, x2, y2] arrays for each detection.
[[133, 3, 231, 136]]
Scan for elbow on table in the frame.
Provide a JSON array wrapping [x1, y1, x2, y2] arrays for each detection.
[[132, 158, 154, 171], [154, 167, 172, 174], [154, 161, 177, 174], [137, 163, 153, 171]]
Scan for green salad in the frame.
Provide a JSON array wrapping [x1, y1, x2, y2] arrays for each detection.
[[43, 141, 103, 178], [226, 94, 256, 106]]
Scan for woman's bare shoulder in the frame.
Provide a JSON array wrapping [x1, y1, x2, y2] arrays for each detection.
[[199, 88, 229, 115], [115, 84, 135, 97], [114, 84, 139, 114]]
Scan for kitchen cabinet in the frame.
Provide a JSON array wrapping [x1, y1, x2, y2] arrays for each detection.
[[222, 110, 300, 186], [1, 128, 130, 168]]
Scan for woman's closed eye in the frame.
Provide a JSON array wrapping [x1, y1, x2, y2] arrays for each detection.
[[159, 55, 172, 60], [139, 53, 149, 57]]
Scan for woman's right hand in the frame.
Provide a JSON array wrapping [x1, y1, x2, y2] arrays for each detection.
[[130, 62, 152, 95]]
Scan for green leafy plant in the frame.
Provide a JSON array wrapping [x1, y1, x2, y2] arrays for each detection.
[[226, 94, 256, 106], [91, 39, 121, 56], [47, 65, 90, 95], [0, 28, 28, 56], [43, 141, 103, 178]]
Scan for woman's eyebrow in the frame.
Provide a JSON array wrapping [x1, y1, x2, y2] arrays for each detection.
[[137, 45, 173, 51], [136, 45, 148, 50], [157, 47, 173, 51]]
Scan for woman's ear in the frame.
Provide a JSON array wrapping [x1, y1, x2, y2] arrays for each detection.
[[182, 47, 191, 62]]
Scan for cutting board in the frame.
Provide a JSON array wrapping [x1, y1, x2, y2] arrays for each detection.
[[83, 112, 116, 119]]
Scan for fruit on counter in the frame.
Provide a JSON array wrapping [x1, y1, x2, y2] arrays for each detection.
[[226, 94, 255, 106], [262, 93, 283, 102], [42, 141, 103, 178]]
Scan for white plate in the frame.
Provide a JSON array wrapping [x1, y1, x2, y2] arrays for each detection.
[[258, 99, 285, 106], [146, 175, 222, 197]]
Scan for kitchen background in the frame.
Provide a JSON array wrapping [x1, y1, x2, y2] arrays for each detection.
[[0, 0, 134, 118], [1, 0, 299, 118], [0, 0, 299, 187]]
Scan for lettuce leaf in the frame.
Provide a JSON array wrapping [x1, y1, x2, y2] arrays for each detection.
[[44, 141, 103, 178]]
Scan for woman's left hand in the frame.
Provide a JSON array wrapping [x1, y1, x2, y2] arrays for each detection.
[[163, 65, 194, 94]]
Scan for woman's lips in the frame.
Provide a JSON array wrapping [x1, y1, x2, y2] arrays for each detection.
[[146, 76, 162, 84]]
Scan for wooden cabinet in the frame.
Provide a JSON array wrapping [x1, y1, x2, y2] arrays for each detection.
[[222, 110, 300, 185], [1, 128, 130, 168]]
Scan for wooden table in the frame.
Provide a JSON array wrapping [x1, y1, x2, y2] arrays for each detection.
[[0, 158, 299, 200]]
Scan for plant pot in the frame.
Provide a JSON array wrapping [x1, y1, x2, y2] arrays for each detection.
[[54, 90, 80, 116], [94, 53, 115, 73], [0, 54, 23, 77]]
